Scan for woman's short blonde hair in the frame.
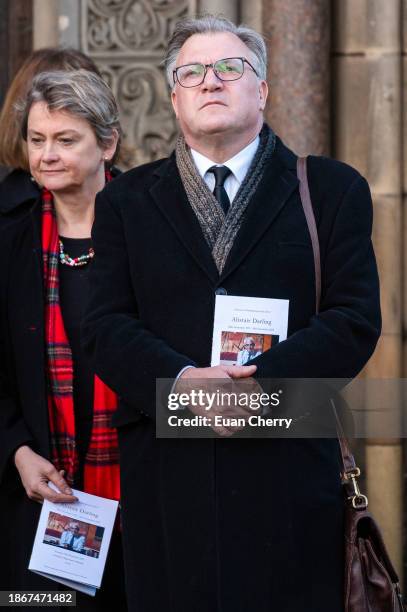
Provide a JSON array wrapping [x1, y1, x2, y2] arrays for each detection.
[[0, 47, 101, 171], [19, 69, 121, 165]]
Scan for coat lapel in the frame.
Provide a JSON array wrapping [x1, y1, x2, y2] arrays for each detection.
[[19, 200, 45, 336], [219, 140, 299, 283], [149, 156, 220, 284], [31, 200, 45, 295], [149, 140, 298, 286]]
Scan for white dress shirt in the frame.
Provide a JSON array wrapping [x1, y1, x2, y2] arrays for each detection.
[[190, 135, 260, 204]]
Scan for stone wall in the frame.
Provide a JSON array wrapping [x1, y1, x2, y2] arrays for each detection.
[[81, 0, 195, 167], [332, 0, 403, 575]]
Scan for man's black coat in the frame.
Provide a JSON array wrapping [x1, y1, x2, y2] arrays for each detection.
[[83, 137, 381, 612]]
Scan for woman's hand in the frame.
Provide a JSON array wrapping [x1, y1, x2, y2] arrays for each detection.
[[14, 445, 78, 504]]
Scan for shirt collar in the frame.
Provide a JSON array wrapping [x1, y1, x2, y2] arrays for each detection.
[[190, 135, 260, 184]]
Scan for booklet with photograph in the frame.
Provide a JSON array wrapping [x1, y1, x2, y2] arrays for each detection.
[[29, 486, 119, 596], [211, 295, 289, 366]]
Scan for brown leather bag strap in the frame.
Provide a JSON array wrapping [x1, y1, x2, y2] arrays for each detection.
[[329, 399, 357, 475], [296, 157, 357, 479], [297, 157, 321, 314]]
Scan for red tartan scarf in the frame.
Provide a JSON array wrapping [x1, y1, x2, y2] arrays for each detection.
[[41, 182, 120, 502]]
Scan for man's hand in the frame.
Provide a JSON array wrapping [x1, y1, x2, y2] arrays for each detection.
[[14, 445, 78, 504], [180, 364, 257, 381], [178, 365, 259, 436]]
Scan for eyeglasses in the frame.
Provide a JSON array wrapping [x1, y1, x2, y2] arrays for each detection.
[[173, 57, 259, 88]]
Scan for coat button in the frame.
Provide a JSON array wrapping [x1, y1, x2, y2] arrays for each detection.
[[215, 287, 228, 296]]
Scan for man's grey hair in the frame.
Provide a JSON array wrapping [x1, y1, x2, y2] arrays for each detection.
[[164, 15, 267, 87], [19, 69, 121, 162]]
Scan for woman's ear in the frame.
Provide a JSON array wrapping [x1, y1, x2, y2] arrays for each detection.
[[103, 129, 120, 164]]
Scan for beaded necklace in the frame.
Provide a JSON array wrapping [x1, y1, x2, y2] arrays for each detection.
[[56, 169, 111, 268], [59, 238, 94, 267]]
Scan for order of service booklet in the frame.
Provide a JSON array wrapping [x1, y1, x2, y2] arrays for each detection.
[[29, 486, 119, 596], [211, 295, 289, 367]]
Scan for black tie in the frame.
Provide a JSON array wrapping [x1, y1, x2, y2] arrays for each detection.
[[208, 165, 232, 214]]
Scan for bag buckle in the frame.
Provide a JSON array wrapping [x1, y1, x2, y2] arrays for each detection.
[[344, 467, 369, 510]]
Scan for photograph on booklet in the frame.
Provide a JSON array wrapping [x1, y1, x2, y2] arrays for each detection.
[[43, 511, 105, 558]]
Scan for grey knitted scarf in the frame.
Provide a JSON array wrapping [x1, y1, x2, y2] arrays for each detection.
[[175, 124, 276, 273]]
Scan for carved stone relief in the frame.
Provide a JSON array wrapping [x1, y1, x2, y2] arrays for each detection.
[[81, 0, 197, 167]]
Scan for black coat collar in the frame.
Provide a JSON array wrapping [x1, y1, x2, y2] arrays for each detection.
[[0, 169, 39, 214], [149, 137, 299, 284], [150, 153, 221, 284]]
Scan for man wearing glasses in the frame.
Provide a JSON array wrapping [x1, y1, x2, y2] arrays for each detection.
[[84, 14, 380, 612]]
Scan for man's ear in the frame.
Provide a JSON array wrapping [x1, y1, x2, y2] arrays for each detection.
[[171, 89, 179, 119], [258, 80, 268, 111]]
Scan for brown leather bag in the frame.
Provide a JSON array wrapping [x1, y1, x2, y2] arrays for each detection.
[[297, 156, 405, 612]]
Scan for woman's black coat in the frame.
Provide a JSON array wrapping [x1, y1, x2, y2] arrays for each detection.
[[0, 170, 52, 590], [0, 169, 125, 602]]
